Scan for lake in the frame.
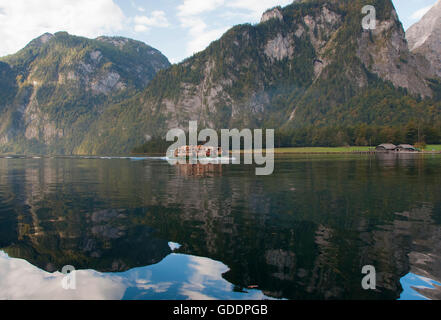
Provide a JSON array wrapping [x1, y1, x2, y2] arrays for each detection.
[[0, 154, 441, 300]]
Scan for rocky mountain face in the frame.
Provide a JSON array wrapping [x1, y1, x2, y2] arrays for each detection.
[[78, 0, 440, 155], [0, 0, 440, 155], [0, 32, 170, 154], [406, 0, 441, 78]]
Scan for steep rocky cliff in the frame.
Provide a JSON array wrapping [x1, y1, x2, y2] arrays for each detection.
[[78, 0, 440, 155], [406, 0, 441, 78], [1, 0, 440, 155], [0, 32, 170, 154]]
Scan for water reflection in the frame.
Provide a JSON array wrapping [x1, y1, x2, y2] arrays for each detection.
[[0, 250, 272, 300], [399, 273, 441, 300], [177, 163, 223, 178], [0, 155, 441, 299], [5, 206, 172, 272]]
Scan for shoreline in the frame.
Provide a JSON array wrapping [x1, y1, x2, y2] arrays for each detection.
[[1, 147, 441, 158]]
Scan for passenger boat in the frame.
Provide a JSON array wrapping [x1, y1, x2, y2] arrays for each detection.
[[172, 145, 224, 159]]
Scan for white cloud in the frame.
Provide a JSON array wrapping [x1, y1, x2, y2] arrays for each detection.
[[134, 24, 148, 33], [0, 0, 125, 57], [130, 0, 145, 12], [177, 0, 225, 17], [226, 0, 293, 20], [410, 5, 433, 20], [176, 0, 231, 56], [0, 251, 126, 300], [0, 251, 273, 300], [178, 16, 228, 55], [176, 0, 294, 56], [134, 10, 170, 33], [179, 255, 270, 300]]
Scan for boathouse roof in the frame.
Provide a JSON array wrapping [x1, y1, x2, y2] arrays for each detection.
[[397, 144, 416, 150], [377, 143, 397, 150]]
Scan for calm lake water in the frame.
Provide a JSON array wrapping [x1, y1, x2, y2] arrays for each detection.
[[1, 154, 441, 300]]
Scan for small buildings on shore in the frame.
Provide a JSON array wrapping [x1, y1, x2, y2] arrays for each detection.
[[376, 144, 397, 152], [376, 144, 419, 153], [395, 144, 418, 152]]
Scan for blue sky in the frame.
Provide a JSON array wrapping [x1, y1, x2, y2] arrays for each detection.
[[115, 0, 439, 63], [0, 0, 438, 63]]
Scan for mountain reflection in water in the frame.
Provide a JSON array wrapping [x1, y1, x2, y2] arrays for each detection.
[[176, 163, 223, 178], [0, 154, 441, 300]]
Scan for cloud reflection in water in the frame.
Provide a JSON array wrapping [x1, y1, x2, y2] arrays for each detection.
[[0, 251, 272, 300]]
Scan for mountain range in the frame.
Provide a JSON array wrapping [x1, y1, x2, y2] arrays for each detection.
[[407, 0, 441, 79], [0, 32, 170, 154], [0, 0, 441, 155]]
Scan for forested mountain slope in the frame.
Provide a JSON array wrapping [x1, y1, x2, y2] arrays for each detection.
[[85, 0, 441, 154], [0, 32, 170, 154], [1, 0, 441, 155]]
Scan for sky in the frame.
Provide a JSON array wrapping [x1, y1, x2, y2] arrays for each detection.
[[0, 0, 438, 63]]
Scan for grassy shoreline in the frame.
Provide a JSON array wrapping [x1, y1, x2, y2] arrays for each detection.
[[1, 146, 441, 158], [241, 145, 441, 154], [271, 147, 374, 154]]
